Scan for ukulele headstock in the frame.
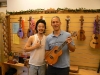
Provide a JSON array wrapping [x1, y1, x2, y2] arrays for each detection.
[[95, 15, 100, 22], [80, 16, 84, 23], [79, 16, 84, 29], [18, 16, 23, 21], [65, 16, 70, 32], [28, 16, 33, 21], [66, 15, 70, 21]]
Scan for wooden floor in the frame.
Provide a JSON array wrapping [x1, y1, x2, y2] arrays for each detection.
[[70, 69, 100, 75]]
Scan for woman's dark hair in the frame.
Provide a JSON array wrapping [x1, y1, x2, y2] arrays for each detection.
[[35, 19, 46, 33]]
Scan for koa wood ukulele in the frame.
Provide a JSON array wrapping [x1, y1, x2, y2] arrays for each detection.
[[90, 15, 100, 49], [45, 33, 75, 65], [77, 16, 86, 41], [17, 17, 24, 38]]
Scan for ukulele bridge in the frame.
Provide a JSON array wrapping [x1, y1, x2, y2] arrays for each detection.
[[49, 55, 54, 59], [93, 42, 98, 44], [54, 50, 58, 53]]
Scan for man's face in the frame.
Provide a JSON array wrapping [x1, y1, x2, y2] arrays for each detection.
[[51, 17, 61, 31]]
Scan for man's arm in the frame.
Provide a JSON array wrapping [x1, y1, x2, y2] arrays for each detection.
[[68, 43, 75, 52]]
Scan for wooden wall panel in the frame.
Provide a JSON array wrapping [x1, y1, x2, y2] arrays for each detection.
[[10, 14, 100, 68]]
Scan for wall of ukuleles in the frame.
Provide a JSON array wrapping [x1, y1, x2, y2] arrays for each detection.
[[8, 13, 100, 68]]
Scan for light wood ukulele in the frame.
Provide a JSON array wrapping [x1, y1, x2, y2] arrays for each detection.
[[90, 15, 100, 49], [77, 16, 86, 41]]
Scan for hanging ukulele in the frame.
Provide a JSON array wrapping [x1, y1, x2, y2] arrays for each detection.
[[77, 16, 86, 41], [65, 16, 70, 32], [27, 16, 36, 38], [65, 16, 77, 37], [17, 17, 24, 38], [90, 15, 100, 49]]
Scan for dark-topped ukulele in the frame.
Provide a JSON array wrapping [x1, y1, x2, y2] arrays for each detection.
[[65, 16, 70, 32], [17, 17, 24, 38], [77, 16, 86, 41], [45, 33, 76, 65], [65, 16, 77, 37], [90, 15, 100, 49], [27, 16, 36, 38], [27, 16, 33, 38]]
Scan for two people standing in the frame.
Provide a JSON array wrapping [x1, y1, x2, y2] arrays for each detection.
[[24, 16, 75, 75]]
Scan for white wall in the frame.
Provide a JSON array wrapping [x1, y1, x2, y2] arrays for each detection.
[[7, 0, 100, 12]]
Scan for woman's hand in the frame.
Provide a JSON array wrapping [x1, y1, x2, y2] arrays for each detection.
[[34, 40, 41, 49]]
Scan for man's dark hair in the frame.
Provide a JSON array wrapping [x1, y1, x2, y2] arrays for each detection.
[[35, 19, 46, 33]]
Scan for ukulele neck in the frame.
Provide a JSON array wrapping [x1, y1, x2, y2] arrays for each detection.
[[66, 17, 70, 32], [80, 26, 83, 30], [58, 41, 67, 51], [19, 17, 22, 28], [80, 16, 84, 30]]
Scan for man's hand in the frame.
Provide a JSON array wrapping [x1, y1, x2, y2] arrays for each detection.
[[66, 37, 72, 44]]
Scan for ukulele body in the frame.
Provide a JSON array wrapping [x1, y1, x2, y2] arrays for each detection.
[[27, 16, 35, 38], [77, 29, 86, 41], [27, 29, 34, 38], [45, 46, 62, 65], [17, 28, 24, 38], [17, 17, 24, 38], [90, 34, 100, 49]]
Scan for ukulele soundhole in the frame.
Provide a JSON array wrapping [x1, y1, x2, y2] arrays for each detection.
[[19, 30, 22, 32], [54, 50, 58, 53], [80, 32, 83, 33], [49, 55, 54, 59], [29, 30, 31, 32]]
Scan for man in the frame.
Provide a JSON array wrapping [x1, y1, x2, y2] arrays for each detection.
[[24, 19, 46, 75], [45, 16, 75, 75]]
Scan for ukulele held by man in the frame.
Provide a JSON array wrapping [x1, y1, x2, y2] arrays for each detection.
[[45, 32, 76, 65]]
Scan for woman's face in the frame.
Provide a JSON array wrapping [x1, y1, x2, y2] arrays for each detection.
[[37, 23, 45, 34]]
